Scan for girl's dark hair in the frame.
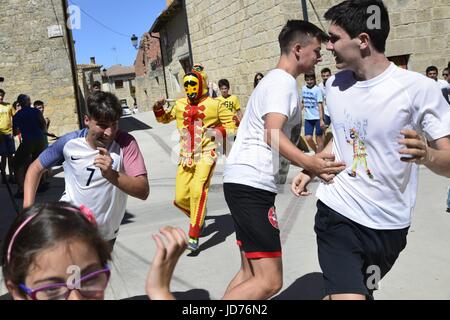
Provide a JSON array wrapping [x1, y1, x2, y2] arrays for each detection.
[[1, 202, 111, 292], [253, 72, 264, 88], [324, 0, 390, 53], [86, 91, 122, 122]]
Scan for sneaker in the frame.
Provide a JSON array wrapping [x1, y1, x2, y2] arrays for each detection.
[[348, 171, 356, 178], [187, 237, 199, 251]]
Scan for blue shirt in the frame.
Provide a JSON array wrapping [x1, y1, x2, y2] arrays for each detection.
[[301, 85, 323, 120], [13, 106, 46, 141]]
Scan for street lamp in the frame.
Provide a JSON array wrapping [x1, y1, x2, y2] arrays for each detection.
[[131, 34, 138, 49]]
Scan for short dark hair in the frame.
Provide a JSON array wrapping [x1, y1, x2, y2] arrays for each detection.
[[218, 79, 230, 89], [278, 20, 329, 55], [321, 67, 331, 74], [0, 89, 5, 97], [2, 202, 111, 297], [92, 81, 101, 88], [86, 91, 122, 122], [426, 66, 438, 74], [17, 94, 30, 107], [33, 100, 44, 107], [324, 0, 390, 53], [305, 72, 316, 79]]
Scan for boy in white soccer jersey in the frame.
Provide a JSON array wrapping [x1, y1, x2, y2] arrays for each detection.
[[292, 0, 450, 299], [23, 91, 149, 250]]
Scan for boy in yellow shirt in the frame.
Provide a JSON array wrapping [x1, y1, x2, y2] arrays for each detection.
[[0, 89, 15, 184], [217, 79, 243, 125]]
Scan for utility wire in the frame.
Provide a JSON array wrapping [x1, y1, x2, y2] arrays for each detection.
[[69, 0, 132, 38]]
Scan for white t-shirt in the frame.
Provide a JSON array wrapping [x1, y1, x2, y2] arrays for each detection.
[[437, 79, 450, 90], [317, 63, 450, 229], [318, 82, 330, 116], [224, 68, 300, 193]]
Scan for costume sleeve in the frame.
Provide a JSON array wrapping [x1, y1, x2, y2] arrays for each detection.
[[153, 102, 177, 124]]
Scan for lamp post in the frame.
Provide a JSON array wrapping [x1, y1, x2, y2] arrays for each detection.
[[131, 34, 138, 49]]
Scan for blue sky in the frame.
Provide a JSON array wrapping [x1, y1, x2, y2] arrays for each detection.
[[69, 0, 166, 69]]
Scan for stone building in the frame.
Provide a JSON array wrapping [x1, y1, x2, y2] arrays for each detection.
[[77, 57, 103, 113], [135, 0, 192, 109], [140, 0, 449, 108], [0, 0, 81, 135], [134, 32, 167, 111], [101, 65, 136, 109]]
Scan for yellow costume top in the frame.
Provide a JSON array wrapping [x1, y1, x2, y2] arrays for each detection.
[[154, 64, 237, 167]]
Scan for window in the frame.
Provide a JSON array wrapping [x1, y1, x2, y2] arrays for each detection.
[[115, 80, 124, 89]]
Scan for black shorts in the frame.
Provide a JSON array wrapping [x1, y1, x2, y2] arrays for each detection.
[[224, 183, 281, 259], [314, 200, 408, 298]]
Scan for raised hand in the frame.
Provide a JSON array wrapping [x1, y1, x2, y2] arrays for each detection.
[[146, 226, 187, 300], [94, 147, 115, 181]]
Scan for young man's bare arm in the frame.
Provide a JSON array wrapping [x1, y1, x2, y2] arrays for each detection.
[[264, 113, 345, 181], [23, 159, 46, 208]]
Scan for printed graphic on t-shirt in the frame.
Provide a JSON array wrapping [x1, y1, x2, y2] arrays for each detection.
[[335, 112, 374, 179], [222, 100, 236, 112]]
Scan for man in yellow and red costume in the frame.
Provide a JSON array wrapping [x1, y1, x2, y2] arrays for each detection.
[[153, 64, 237, 251]]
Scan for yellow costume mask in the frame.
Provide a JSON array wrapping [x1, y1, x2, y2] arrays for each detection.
[[183, 64, 208, 103]]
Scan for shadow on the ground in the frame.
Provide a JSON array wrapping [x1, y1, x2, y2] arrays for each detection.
[[123, 289, 211, 300], [119, 116, 152, 133], [187, 214, 235, 257], [272, 272, 326, 300]]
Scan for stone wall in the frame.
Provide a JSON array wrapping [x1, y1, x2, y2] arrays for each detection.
[[0, 0, 79, 136], [186, 0, 450, 107]]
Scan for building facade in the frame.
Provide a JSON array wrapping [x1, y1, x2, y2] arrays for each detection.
[[102, 65, 136, 109], [0, 0, 81, 135], [139, 0, 449, 108]]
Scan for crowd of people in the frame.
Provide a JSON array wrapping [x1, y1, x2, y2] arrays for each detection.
[[1, 0, 450, 301]]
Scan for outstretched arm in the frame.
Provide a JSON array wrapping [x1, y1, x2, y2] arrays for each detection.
[[146, 226, 188, 300], [23, 159, 46, 208], [264, 113, 346, 182], [153, 98, 176, 124]]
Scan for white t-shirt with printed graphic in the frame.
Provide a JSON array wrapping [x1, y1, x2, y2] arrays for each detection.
[[224, 68, 300, 193], [316, 63, 450, 230]]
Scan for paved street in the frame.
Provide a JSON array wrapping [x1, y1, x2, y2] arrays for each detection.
[[1, 111, 450, 300]]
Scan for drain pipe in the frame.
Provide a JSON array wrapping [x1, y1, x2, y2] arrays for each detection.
[[301, 0, 308, 21]]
